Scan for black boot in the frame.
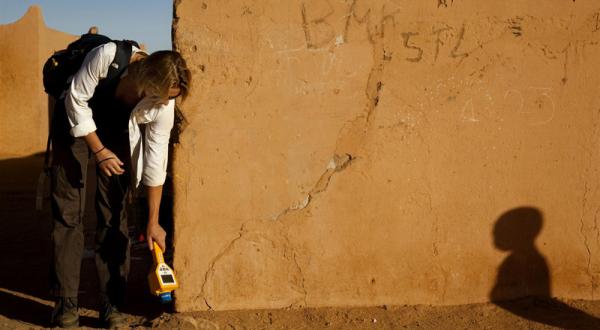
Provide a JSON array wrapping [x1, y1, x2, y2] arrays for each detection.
[[51, 297, 79, 328], [100, 302, 127, 328]]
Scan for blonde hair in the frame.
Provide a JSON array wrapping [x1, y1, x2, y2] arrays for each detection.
[[128, 51, 191, 101]]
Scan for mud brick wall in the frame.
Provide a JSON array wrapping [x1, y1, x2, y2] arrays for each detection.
[[172, 0, 600, 311], [0, 6, 74, 156]]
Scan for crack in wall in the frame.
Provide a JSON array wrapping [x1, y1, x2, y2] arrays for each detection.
[[272, 153, 354, 221], [291, 252, 308, 306], [579, 181, 594, 299], [198, 223, 247, 310], [196, 152, 355, 309], [254, 10, 390, 305], [195, 4, 393, 309], [331, 3, 393, 155], [363, 11, 388, 123], [578, 107, 600, 299], [593, 207, 600, 297], [198, 221, 309, 310], [285, 227, 309, 307]]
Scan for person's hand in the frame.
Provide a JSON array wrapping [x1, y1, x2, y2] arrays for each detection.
[[147, 222, 167, 252], [95, 148, 124, 176]]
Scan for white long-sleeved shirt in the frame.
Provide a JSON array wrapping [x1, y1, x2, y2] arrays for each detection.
[[64, 42, 173, 187]]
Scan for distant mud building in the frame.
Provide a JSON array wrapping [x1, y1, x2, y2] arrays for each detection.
[[0, 6, 74, 156]]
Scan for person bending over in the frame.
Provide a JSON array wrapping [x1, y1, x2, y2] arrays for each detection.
[[50, 40, 191, 328]]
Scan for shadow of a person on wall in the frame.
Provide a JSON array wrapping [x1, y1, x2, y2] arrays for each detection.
[[490, 206, 600, 329]]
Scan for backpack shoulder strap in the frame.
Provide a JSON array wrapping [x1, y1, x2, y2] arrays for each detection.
[[105, 40, 133, 82]]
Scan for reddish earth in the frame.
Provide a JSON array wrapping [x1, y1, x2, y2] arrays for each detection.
[[2, 153, 600, 329]]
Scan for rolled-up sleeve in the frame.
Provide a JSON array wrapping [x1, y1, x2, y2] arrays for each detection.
[[142, 101, 175, 187], [64, 42, 115, 137]]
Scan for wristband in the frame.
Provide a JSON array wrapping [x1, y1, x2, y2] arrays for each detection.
[[97, 157, 114, 165], [93, 146, 106, 155]]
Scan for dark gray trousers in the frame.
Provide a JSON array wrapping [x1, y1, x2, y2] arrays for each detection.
[[50, 105, 131, 308]]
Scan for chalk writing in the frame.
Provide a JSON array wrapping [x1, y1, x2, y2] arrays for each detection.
[[301, 1, 335, 49], [461, 99, 479, 122], [504, 89, 525, 113], [528, 87, 555, 126], [343, 0, 374, 42], [342, 0, 400, 43], [509, 17, 523, 37], [433, 78, 558, 125], [402, 32, 423, 62], [300, 2, 471, 63], [438, 0, 454, 8], [501, 87, 556, 125], [451, 24, 469, 58], [433, 26, 451, 61]]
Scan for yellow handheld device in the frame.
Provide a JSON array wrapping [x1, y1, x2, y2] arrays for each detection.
[[148, 242, 178, 303]]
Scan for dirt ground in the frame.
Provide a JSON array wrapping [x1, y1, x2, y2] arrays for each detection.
[[4, 297, 600, 329], [2, 153, 600, 330]]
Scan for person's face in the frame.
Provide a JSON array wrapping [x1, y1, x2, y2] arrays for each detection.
[[157, 86, 181, 106]]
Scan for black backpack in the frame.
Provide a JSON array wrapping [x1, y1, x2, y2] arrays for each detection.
[[42, 33, 138, 99], [39, 34, 139, 187]]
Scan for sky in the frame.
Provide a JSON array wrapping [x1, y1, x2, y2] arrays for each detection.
[[0, 0, 173, 52]]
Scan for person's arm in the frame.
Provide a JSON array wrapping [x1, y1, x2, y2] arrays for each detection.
[[65, 42, 124, 175], [146, 184, 166, 251], [84, 132, 124, 176], [65, 43, 113, 137], [142, 99, 175, 251]]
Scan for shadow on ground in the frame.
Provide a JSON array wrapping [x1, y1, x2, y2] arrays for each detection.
[[0, 153, 171, 328], [490, 206, 600, 329]]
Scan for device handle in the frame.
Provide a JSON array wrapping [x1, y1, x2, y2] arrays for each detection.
[[152, 241, 165, 264]]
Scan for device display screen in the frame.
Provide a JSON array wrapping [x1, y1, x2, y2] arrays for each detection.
[[161, 274, 175, 284]]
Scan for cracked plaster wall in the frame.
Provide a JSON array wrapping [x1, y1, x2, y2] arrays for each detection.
[[0, 6, 75, 157], [172, 0, 600, 311]]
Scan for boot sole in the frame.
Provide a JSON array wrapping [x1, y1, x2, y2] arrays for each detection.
[[57, 319, 79, 328]]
